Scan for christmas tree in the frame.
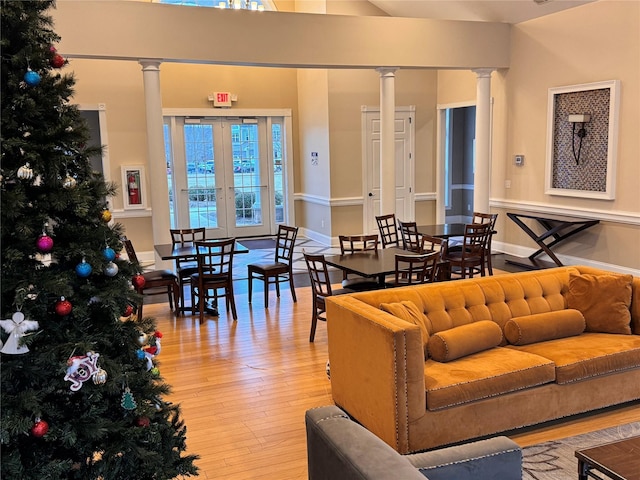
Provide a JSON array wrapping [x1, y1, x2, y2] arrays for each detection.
[[1, 1, 198, 478]]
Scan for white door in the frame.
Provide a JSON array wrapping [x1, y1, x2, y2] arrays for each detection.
[[362, 107, 415, 235], [165, 116, 288, 238]]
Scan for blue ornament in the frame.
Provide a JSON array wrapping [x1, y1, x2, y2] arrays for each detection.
[[102, 247, 116, 262], [75, 259, 92, 278], [136, 349, 146, 360], [104, 261, 119, 277], [24, 69, 41, 86]]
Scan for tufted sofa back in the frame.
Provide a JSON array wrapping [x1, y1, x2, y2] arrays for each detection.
[[349, 266, 640, 337]]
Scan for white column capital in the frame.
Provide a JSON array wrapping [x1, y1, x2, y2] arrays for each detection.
[[139, 59, 162, 72], [472, 68, 494, 79], [376, 67, 398, 77]]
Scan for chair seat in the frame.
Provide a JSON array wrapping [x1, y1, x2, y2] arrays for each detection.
[[143, 269, 178, 281], [248, 262, 290, 274]]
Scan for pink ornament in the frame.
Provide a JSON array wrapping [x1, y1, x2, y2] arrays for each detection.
[[36, 234, 54, 253]]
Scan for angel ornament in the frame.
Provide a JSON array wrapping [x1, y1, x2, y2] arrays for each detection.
[[0, 311, 39, 354]]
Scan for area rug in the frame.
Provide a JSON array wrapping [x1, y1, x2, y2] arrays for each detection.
[[238, 237, 277, 250], [522, 422, 640, 480]]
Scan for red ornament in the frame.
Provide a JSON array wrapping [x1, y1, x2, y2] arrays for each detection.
[[36, 234, 54, 253], [50, 53, 65, 68], [132, 274, 146, 289], [55, 297, 73, 316], [31, 419, 49, 437], [123, 304, 134, 317], [134, 416, 150, 428]]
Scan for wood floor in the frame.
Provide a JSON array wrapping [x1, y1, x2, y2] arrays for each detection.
[[147, 274, 640, 479]]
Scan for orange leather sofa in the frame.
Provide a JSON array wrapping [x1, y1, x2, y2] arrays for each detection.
[[326, 266, 640, 454]]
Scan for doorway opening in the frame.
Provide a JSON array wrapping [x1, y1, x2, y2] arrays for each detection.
[[442, 105, 476, 224]]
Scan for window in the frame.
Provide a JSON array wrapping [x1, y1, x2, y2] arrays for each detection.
[[158, 0, 273, 11]]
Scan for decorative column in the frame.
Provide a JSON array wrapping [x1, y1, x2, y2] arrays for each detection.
[[377, 67, 398, 216], [139, 60, 172, 266], [472, 68, 494, 214]]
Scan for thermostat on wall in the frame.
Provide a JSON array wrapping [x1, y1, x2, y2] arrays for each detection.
[[514, 154, 525, 166]]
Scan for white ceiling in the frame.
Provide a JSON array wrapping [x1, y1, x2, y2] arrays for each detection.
[[367, 0, 596, 24]]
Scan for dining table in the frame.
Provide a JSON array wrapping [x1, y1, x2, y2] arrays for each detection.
[[324, 247, 449, 287], [416, 223, 468, 239], [153, 239, 249, 315], [154, 240, 249, 261]]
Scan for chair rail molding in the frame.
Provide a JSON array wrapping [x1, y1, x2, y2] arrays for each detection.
[[490, 198, 640, 226]]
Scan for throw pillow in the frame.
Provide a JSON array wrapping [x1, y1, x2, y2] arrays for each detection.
[[428, 320, 503, 363], [504, 309, 586, 345], [380, 301, 431, 358], [566, 273, 633, 334]]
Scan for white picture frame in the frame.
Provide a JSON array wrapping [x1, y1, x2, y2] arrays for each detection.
[[121, 165, 147, 210], [544, 80, 620, 200]]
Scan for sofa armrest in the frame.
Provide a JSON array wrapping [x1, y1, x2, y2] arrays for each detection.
[[306, 405, 427, 480], [405, 436, 522, 480], [326, 295, 427, 454]]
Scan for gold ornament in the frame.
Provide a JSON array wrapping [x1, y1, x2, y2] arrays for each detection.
[[92, 368, 108, 385], [101, 209, 112, 223], [63, 175, 77, 189], [17, 163, 33, 180]]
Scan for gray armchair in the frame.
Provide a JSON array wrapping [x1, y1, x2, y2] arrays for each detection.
[[306, 405, 522, 480]]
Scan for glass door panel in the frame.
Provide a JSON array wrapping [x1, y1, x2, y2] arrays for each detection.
[[224, 119, 271, 237], [165, 114, 288, 239]]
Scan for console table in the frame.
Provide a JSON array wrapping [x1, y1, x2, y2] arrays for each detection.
[[506, 212, 599, 270]]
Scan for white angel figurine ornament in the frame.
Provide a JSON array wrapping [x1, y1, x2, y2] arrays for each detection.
[[0, 311, 39, 354]]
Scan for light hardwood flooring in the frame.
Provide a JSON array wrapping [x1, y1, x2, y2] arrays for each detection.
[[147, 275, 640, 479]]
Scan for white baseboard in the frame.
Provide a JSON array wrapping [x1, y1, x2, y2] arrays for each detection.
[[492, 241, 640, 276]]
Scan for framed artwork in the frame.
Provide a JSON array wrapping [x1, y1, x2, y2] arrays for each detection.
[[544, 80, 620, 200], [121, 165, 147, 210]]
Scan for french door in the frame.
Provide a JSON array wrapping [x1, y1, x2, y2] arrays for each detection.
[[165, 113, 289, 238]]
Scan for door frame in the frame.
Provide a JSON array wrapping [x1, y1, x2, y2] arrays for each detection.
[[163, 108, 294, 237], [361, 105, 416, 235]]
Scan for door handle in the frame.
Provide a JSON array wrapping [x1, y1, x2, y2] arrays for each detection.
[[368, 192, 374, 197]]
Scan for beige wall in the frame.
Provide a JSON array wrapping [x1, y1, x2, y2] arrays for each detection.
[[437, 0, 640, 271], [55, 0, 639, 272]]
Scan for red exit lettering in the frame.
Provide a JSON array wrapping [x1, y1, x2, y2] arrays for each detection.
[[216, 92, 229, 103]]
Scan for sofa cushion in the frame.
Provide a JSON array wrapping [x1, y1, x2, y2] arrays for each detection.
[[425, 348, 556, 410], [429, 320, 503, 362], [507, 333, 640, 384], [567, 273, 633, 334], [380, 301, 432, 358], [504, 309, 586, 345]]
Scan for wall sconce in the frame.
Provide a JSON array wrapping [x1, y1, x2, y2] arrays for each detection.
[[568, 114, 590, 165]]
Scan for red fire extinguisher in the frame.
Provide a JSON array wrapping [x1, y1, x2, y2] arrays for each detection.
[[128, 172, 140, 205]]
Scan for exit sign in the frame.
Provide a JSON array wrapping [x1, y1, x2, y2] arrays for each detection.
[[212, 92, 232, 107]]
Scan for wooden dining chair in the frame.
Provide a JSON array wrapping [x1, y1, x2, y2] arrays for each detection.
[[473, 212, 498, 275], [447, 212, 497, 275], [122, 237, 180, 319], [443, 223, 492, 279], [397, 220, 421, 252], [247, 225, 298, 308], [170, 227, 206, 311], [304, 252, 354, 342], [338, 234, 381, 291], [190, 238, 237, 322], [420, 234, 450, 281], [375, 213, 400, 248], [389, 250, 440, 287]]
